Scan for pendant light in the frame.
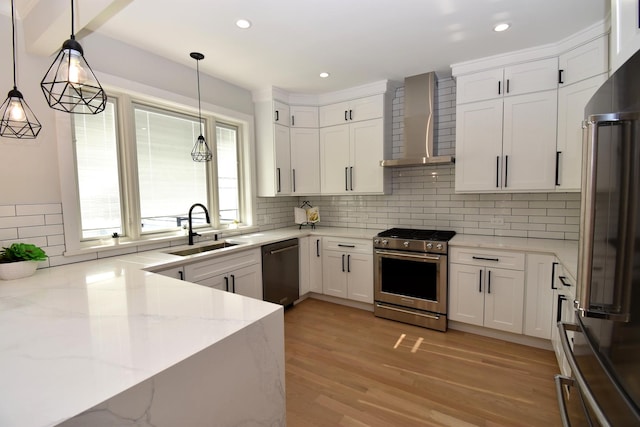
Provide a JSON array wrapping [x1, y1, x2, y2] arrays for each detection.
[[190, 52, 212, 162], [0, 0, 42, 139], [40, 0, 106, 114]]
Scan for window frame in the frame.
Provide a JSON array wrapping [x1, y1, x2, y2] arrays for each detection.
[[58, 82, 256, 255]]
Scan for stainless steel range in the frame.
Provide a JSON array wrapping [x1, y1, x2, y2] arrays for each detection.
[[373, 228, 456, 332]]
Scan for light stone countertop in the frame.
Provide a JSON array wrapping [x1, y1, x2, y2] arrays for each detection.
[[450, 234, 579, 279], [0, 225, 577, 426]]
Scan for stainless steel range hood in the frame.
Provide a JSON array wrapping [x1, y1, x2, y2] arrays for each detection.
[[380, 72, 454, 167]]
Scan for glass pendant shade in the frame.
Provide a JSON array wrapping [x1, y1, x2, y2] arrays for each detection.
[[0, 88, 42, 139], [1, 0, 41, 139], [190, 52, 212, 162], [41, 37, 107, 114]]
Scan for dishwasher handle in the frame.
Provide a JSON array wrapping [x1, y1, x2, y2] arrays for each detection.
[[269, 244, 299, 255]]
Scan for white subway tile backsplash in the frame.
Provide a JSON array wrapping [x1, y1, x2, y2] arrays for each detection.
[[16, 204, 62, 215], [0, 205, 16, 217]]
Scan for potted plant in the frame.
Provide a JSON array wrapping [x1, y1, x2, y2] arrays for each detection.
[[0, 243, 48, 280]]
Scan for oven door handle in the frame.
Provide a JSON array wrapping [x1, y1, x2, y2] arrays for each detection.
[[375, 250, 441, 261]]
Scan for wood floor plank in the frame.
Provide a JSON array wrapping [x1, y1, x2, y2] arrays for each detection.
[[285, 298, 561, 426]]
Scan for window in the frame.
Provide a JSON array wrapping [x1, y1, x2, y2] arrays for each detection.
[[70, 92, 249, 244], [72, 101, 123, 239], [134, 104, 208, 233]]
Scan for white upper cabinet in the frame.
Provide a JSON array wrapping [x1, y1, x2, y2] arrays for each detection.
[[555, 35, 609, 192], [273, 101, 290, 126], [456, 58, 557, 104], [453, 25, 609, 194], [290, 105, 318, 128], [455, 63, 558, 193], [558, 36, 608, 86], [290, 127, 320, 194], [319, 94, 384, 127], [611, 0, 640, 72]]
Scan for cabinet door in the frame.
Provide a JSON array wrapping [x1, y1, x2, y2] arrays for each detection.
[[290, 105, 318, 127], [503, 58, 558, 95], [309, 237, 323, 293], [502, 90, 558, 191], [322, 251, 348, 298], [559, 36, 608, 86], [524, 254, 555, 339], [231, 263, 263, 300], [454, 99, 504, 192], [319, 124, 350, 194], [350, 118, 384, 193], [349, 94, 384, 122], [299, 237, 311, 296], [274, 124, 292, 195], [195, 273, 229, 292], [319, 101, 350, 127], [556, 74, 607, 191], [346, 253, 373, 303], [449, 263, 485, 326], [290, 128, 320, 194], [155, 266, 184, 280], [483, 268, 525, 334], [456, 68, 504, 104], [273, 101, 290, 126]]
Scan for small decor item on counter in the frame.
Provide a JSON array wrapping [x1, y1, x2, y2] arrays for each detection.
[[0, 243, 47, 280], [294, 201, 320, 229]]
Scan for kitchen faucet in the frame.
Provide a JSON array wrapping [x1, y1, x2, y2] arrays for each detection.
[[188, 203, 210, 245]]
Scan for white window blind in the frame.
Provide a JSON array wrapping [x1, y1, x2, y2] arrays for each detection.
[[134, 105, 208, 232], [72, 101, 122, 239]]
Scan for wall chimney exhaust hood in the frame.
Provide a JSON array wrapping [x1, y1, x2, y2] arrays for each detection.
[[380, 72, 454, 167]]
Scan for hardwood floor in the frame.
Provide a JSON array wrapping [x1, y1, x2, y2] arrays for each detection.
[[285, 299, 561, 427]]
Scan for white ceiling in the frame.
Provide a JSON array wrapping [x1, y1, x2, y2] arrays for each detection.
[[5, 0, 609, 94]]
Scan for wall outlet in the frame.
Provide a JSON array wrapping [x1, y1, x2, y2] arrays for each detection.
[[491, 217, 505, 226]]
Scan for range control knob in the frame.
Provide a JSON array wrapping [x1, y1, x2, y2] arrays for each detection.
[[403, 241, 410, 248], [382, 239, 389, 246], [426, 242, 433, 249], [374, 239, 380, 244], [436, 243, 443, 250]]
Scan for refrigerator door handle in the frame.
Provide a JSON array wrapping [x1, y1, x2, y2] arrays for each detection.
[[578, 114, 638, 322]]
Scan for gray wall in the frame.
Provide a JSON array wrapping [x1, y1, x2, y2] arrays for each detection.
[[257, 78, 580, 240]]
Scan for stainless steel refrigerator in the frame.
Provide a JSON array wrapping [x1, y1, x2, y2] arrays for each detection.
[[556, 49, 640, 425]]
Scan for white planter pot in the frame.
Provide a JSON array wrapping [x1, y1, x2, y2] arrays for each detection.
[[0, 260, 39, 280]]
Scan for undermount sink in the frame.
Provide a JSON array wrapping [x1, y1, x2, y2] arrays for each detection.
[[169, 241, 239, 257]]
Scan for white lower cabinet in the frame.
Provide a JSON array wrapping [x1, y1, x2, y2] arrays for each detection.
[[449, 247, 525, 334], [524, 254, 555, 339], [183, 248, 263, 300], [299, 236, 324, 297], [322, 237, 373, 303], [155, 265, 184, 280], [551, 264, 576, 377]]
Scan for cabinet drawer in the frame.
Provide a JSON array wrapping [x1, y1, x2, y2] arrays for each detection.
[[449, 247, 525, 270], [184, 248, 261, 282], [322, 237, 372, 254]]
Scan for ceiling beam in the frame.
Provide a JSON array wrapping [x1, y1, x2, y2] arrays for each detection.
[[21, 0, 132, 56]]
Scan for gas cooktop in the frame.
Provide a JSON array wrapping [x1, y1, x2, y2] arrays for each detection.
[[376, 228, 456, 242]]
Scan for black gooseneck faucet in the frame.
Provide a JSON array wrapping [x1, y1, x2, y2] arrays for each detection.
[[188, 203, 210, 245]]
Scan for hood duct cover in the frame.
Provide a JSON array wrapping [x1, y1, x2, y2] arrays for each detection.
[[380, 72, 454, 167]]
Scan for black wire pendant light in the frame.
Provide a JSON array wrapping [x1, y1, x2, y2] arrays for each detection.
[[0, 0, 42, 139], [40, 0, 106, 114], [190, 52, 212, 162]]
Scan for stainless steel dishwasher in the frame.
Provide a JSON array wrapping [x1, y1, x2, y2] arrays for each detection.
[[262, 238, 299, 306]]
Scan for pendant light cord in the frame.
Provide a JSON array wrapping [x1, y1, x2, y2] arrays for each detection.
[[196, 59, 203, 134], [70, 0, 75, 39], [10, 0, 17, 89]]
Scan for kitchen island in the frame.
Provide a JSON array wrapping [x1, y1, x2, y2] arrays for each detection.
[[0, 254, 285, 427]]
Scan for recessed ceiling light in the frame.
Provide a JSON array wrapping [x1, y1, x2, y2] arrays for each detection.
[[494, 23, 510, 32], [319, 72, 330, 78], [236, 19, 251, 29]]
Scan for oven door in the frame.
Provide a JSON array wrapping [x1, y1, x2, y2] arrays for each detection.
[[374, 249, 447, 315]]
